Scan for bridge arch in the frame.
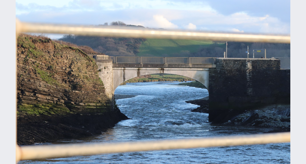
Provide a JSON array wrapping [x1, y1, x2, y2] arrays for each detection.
[[113, 67, 209, 91], [95, 56, 212, 100]]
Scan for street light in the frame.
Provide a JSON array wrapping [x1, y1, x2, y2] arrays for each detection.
[[226, 41, 228, 58], [246, 46, 249, 58]]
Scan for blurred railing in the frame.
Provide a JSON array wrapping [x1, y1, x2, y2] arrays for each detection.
[[16, 19, 290, 162]]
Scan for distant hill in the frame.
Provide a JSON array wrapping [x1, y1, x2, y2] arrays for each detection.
[[137, 39, 224, 57], [191, 42, 290, 58], [58, 21, 290, 58], [59, 35, 146, 56], [59, 21, 146, 56], [53, 40, 101, 54]]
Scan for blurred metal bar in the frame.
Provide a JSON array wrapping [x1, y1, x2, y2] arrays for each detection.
[[17, 132, 290, 161], [16, 20, 290, 43]]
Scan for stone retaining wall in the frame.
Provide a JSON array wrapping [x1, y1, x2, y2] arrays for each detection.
[[209, 58, 290, 123]]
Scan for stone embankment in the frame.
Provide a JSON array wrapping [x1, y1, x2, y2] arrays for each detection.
[[17, 34, 128, 145]]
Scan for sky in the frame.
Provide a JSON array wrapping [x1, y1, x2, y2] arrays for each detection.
[[16, 0, 290, 39]]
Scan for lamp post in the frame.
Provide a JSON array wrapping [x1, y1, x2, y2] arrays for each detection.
[[226, 41, 228, 58], [247, 46, 249, 58], [253, 50, 254, 58]]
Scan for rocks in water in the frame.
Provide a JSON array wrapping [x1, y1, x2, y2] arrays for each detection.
[[224, 104, 290, 130], [114, 94, 137, 100], [187, 96, 290, 131], [164, 120, 185, 126], [186, 97, 209, 113]]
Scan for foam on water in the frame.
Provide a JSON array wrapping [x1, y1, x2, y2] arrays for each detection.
[[117, 119, 139, 127], [20, 81, 290, 164]]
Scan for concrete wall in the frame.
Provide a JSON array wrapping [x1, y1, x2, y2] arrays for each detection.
[[208, 58, 290, 123], [97, 59, 114, 99]]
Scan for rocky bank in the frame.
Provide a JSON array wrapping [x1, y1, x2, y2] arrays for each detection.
[[187, 98, 290, 131], [17, 34, 128, 145], [223, 104, 290, 131]]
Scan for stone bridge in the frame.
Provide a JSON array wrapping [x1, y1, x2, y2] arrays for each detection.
[[93, 55, 216, 98], [92, 55, 290, 122]]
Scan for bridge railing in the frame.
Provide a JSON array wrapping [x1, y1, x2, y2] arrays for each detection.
[[15, 19, 290, 162], [111, 56, 217, 65], [110, 56, 289, 69], [190, 57, 217, 64], [116, 56, 141, 63], [142, 57, 165, 64]]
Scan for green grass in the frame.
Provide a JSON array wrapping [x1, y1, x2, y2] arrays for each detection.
[[122, 74, 194, 84], [29, 48, 43, 58], [18, 36, 36, 49], [18, 104, 71, 116], [35, 67, 58, 85], [136, 39, 223, 57]]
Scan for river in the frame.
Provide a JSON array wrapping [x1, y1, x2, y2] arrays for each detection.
[[20, 81, 290, 164]]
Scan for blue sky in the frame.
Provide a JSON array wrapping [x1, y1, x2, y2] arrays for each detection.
[[16, 0, 290, 39]]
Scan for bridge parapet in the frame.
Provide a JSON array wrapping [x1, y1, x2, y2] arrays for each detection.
[[110, 56, 217, 68]]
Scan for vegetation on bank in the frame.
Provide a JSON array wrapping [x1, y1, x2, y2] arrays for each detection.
[[17, 34, 129, 146], [17, 34, 110, 117], [121, 74, 206, 89], [121, 74, 194, 85], [178, 81, 207, 89], [121, 73, 206, 89], [18, 104, 71, 116]]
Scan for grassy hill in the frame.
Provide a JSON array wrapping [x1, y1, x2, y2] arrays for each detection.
[[136, 39, 224, 57], [57, 22, 289, 58]]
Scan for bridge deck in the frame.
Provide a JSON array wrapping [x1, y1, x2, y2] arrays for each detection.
[[112, 63, 216, 68], [97, 56, 218, 68], [93, 56, 289, 69]]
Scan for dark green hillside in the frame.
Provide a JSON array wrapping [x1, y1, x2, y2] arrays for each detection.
[[136, 39, 224, 57], [60, 35, 146, 56], [58, 21, 290, 58]]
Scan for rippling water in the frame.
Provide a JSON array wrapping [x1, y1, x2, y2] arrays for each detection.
[[20, 82, 290, 164]]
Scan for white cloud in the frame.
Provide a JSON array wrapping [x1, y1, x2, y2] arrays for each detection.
[[76, 0, 100, 6], [232, 28, 244, 33], [15, 1, 290, 35], [153, 15, 178, 29], [187, 23, 197, 30], [260, 15, 269, 21]]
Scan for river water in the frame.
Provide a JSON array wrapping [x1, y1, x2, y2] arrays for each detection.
[[20, 81, 290, 164]]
